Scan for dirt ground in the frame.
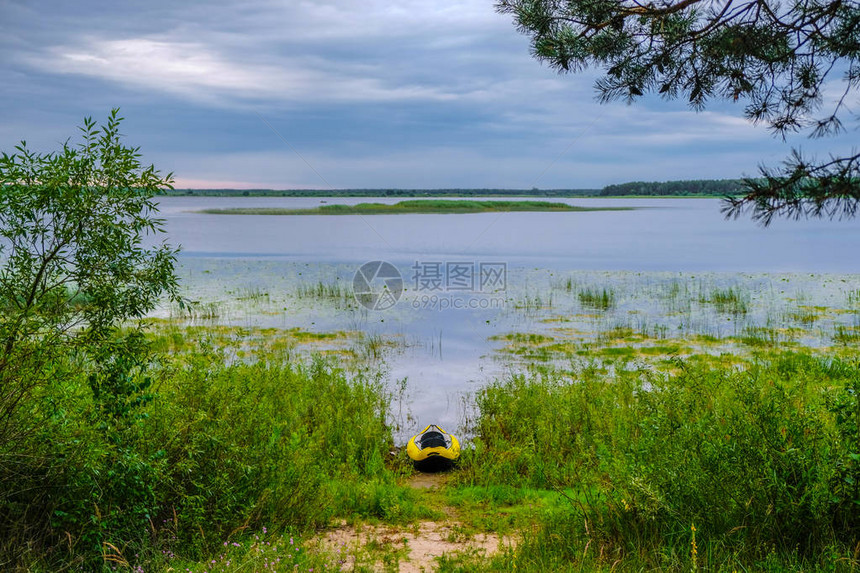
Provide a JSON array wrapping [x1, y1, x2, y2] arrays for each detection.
[[316, 472, 514, 572]]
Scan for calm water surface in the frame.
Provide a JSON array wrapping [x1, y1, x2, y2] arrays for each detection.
[[156, 196, 859, 272]]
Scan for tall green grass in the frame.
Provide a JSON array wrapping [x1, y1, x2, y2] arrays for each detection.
[[295, 280, 352, 304], [578, 287, 616, 310], [456, 353, 860, 570], [0, 336, 413, 569], [702, 286, 749, 315], [170, 300, 224, 320], [834, 325, 860, 344]]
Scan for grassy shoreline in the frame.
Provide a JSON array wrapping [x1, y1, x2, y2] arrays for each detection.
[[196, 199, 634, 215]]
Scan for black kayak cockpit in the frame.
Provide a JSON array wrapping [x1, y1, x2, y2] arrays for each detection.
[[419, 430, 447, 449]]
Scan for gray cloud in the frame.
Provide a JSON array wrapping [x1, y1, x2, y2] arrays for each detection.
[[2, 0, 856, 188]]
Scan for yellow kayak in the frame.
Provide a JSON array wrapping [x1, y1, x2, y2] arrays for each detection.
[[406, 424, 460, 472]]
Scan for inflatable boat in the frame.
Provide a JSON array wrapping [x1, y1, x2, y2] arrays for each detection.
[[406, 424, 460, 472]]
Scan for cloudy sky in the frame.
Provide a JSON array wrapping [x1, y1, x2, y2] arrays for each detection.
[[1, 0, 855, 189]]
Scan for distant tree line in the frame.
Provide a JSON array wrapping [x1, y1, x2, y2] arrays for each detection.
[[599, 179, 746, 197], [161, 180, 746, 198], [161, 188, 599, 197]]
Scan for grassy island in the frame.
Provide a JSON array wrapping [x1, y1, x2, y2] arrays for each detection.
[[196, 199, 634, 215]]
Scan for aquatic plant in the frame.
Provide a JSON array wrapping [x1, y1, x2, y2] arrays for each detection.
[[701, 286, 749, 315], [577, 287, 616, 311], [295, 280, 351, 303]]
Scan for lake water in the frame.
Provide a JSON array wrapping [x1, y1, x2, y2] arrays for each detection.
[[154, 196, 860, 438], [157, 196, 859, 272]]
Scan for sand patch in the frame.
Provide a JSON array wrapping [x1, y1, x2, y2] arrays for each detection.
[[406, 471, 450, 490], [318, 520, 510, 572]]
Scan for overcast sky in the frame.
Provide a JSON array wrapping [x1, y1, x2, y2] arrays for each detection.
[[1, 0, 856, 189]]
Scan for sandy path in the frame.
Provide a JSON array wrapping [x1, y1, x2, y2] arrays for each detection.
[[316, 472, 513, 572]]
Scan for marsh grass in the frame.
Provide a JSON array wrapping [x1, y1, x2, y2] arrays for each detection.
[[549, 275, 578, 293], [295, 280, 352, 304], [355, 332, 393, 361], [513, 291, 553, 313], [577, 287, 616, 310], [702, 286, 749, 315], [494, 271, 860, 376], [170, 300, 225, 321], [234, 285, 269, 302], [833, 325, 860, 344], [789, 305, 822, 325], [659, 279, 694, 314], [595, 324, 637, 344], [494, 333, 555, 345], [735, 325, 782, 347]]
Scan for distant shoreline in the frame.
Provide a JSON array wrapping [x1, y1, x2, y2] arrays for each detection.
[[169, 194, 730, 200], [160, 179, 745, 199], [195, 199, 635, 215]]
